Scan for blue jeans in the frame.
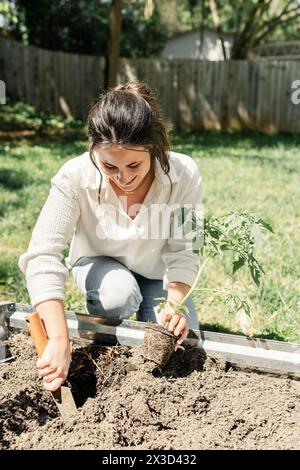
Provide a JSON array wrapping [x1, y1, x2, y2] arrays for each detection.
[[71, 255, 199, 330]]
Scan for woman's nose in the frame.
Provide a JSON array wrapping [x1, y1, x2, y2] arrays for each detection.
[[117, 172, 130, 184]]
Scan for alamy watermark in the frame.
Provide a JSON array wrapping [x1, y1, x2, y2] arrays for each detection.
[[95, 200, 204, 252], [291, 80, 300, 105], [0, 80, 6, 104]]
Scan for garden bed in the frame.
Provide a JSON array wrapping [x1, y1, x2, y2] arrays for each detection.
[[0, 333, 299, 450]]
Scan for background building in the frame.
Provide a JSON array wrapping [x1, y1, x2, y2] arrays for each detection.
[[161, 27, 233, 61]]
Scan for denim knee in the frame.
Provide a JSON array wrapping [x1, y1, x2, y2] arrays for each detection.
[[86, 272, 143, 319]]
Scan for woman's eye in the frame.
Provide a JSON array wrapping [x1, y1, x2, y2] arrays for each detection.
[[103, 163, 139, 169]]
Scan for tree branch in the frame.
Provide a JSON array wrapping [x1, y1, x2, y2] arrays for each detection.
[[253, 11, 300, 47], [233, 0, 300, 58], [233, 0, 267, 53], [254, 3, 300, 37], [239, 0, 266, 36]]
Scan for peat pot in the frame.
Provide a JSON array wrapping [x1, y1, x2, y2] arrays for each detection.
[[141, 323, 177, 367]]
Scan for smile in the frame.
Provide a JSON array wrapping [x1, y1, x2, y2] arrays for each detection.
[[119, 176, 137, 187]]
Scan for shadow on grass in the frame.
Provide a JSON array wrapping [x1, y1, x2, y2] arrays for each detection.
[[0, 169, 32, 190], [2, 129, 300, 154], [212, 151, 298, 174], [172, 129, 300, 175], [198, 321, 286, 342], [0, 199, 28, 218], [0, 135, 87, 155], [173, 129, 300, 150]]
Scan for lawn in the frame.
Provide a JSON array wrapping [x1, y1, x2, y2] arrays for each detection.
[[0, 130, 299, 342]]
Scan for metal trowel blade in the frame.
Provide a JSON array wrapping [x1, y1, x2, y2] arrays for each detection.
[[51, 386, 77, 420]]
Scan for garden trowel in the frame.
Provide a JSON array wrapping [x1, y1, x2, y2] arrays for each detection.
[[26, 311, 77, 420]]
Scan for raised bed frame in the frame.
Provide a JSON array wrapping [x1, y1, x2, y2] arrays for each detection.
[[1, 301, 300, 377]]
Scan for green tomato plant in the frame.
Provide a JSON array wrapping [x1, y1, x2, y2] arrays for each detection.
[[155, 208, 274, 328]]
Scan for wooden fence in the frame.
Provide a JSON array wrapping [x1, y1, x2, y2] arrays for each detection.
[[0, 37, 105, 120], [1, 37, 300, 132]]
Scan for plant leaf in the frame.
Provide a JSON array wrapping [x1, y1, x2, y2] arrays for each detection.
[[232, 257, 245, 274], [249, 264, 261, 287], [257, 218, 274, 233]]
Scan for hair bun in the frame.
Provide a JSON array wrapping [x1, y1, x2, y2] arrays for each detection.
[[114, 82, 152, 97]]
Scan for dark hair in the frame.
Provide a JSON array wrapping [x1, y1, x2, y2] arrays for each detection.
[[87, 82, 172, 204]]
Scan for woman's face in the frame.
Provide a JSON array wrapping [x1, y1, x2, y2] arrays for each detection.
[[95, 145, 152, 192]]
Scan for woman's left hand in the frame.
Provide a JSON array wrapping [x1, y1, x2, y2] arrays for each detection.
[[161, 303, 189, 350]]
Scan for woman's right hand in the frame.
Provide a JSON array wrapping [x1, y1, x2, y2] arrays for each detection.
[[36, 337, 71, 392]]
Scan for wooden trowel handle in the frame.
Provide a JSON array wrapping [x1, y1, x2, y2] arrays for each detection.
[[25, 312, 48, 357]]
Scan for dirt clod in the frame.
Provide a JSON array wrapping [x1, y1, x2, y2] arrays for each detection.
[[0, 333, 299, 450]]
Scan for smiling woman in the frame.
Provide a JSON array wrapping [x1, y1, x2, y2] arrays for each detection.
[[97, 145, 154, 195], [87, 82, 172, 203], [18, 82, 203, 392]]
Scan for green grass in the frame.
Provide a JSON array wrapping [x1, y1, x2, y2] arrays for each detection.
[[1, 130, 300, 342]]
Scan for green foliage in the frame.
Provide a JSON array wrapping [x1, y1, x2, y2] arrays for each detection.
[[155, 0, 300, 41], [0, 98, 83, 133], [154, 209, 274, 323], [0, 101, 42, 130], [121, 2, 168, 58], [158, 0, 300, 58], [1, 0, 168, 58], [204, 211, 274, 287], [154, 297, 190, 317], [0, 0, 27, 41], [2, 0, 300, 59]]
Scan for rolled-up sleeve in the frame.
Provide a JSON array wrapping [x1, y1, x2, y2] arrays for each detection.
[[18, 166, 80, 307], [162, 162, 203, 290]]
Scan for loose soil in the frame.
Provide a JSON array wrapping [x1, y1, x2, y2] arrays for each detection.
[[0, 333, 299, 450]]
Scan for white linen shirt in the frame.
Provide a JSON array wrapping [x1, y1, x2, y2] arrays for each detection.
[[18, 150, 203, 307]]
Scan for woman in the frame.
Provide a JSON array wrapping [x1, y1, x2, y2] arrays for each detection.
[[19, 82, 203, 393]]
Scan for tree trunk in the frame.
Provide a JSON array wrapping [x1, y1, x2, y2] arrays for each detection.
[[199, 0, 205, 59], [208, 0, 227, 60], [106, 0, 123, 88]]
